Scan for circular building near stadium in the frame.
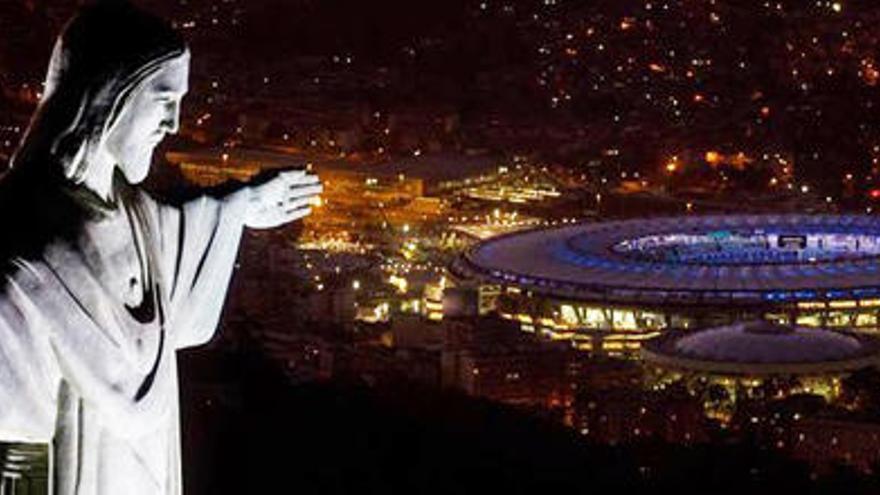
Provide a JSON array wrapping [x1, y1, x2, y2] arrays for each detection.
[[640, 321, 880, 421], [450, 214, 880, 355], [642, 321, 880, 377]]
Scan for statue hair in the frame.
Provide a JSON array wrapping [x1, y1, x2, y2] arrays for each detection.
[[10, 0, 187, 184]]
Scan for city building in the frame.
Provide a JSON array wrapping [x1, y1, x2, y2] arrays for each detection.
[[164, 148, 508, 234], [573, 387, 708, 445], [780, 418, 880, 474], [440, 317, 581, 409]]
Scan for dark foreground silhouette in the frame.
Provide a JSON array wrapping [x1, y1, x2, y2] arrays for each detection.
[[178, 345, 880, 495]]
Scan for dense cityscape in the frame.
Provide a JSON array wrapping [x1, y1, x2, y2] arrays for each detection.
[[9, 0, 880, 493]]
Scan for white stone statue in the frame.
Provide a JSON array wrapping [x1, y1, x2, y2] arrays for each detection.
[[0, 1, 321, 494]]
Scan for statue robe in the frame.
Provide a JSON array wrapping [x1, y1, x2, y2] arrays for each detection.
[[0, 188, 245, 494]]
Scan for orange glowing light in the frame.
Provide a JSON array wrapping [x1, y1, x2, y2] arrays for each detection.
[[649, 63, 666, 73], [870, 189, 880, 199], [705, 151, 722, 165], [666, 161, 678, 173], [864, 61, 880, 86], [693, 93, 704, 103], [730, 152, 751, 170], [760, 106, 771, 117]]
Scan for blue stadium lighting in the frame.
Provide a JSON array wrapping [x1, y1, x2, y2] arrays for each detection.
[[458, 214, 880, 307]]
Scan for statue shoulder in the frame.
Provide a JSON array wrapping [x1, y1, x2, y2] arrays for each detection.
[[0, 177, 55, 260], [0, 172, 91, 267]]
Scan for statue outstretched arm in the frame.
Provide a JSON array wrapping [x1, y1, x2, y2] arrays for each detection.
[[157, 193, 246, 349], [157, 170, 320, 349]]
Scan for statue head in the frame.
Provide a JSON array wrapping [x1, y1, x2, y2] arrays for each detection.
[[103, 51, 189, 185], [12, 0, 188, 195]]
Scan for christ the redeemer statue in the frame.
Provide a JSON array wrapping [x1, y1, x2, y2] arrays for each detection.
[[0, 1, 321, 494]]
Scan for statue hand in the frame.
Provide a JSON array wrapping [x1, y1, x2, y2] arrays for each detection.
[[240, 170, 322, 230]]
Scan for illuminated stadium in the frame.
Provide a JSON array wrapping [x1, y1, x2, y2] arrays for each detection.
[[450, 214, 880, 355]]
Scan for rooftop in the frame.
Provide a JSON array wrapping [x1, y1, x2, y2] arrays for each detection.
[[642, 321, 880, 375], [458, 214, 880, 306], [166, 148, 501, 184]]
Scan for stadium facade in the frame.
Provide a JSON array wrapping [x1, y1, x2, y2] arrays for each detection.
[[451, 214, 880, 355]]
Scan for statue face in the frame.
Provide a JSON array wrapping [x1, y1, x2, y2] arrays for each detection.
[[106, 53, 190, 184]]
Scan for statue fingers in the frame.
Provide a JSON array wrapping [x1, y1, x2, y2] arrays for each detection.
[[287, 173, 320, 187], [288, 177, 322, 190], [285, 197, 313, 210], [282, 205, 312, 222], [279, 170, 309, 188], [287, 184, 323, 199]]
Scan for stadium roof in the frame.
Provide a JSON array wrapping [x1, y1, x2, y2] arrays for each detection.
[[456, 214, 880, 306]]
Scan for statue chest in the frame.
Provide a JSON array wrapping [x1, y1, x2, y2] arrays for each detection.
[[72, 205, 165, 375]]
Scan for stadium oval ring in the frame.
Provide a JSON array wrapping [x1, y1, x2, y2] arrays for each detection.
[[452, 214, 880, 307]]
